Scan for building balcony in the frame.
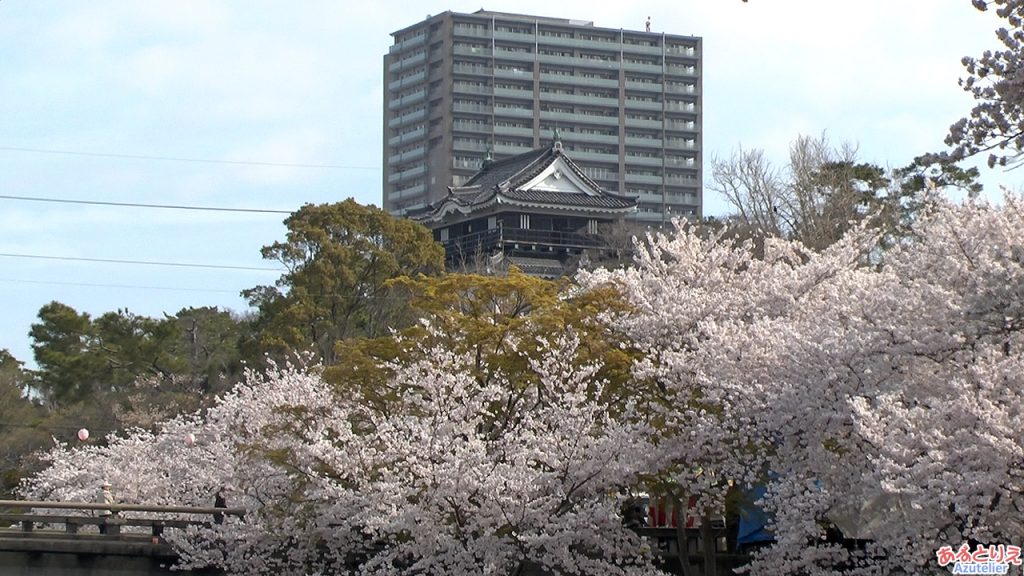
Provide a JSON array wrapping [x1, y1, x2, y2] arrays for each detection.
[[665, 51, 700, 66], [539, 73, 618, 89], [625, 136, 662, 147], [580, 168, 619, 182], [624, 117, 663, 129], [387, 52, 426, 73], [664, 156, 697, 168], [453, 139, 490, 152], [389, 33, 426, 54], [561, 131, 619, 145], [453, 63, 493, 76], [494, 67, 534, 79], [665, 103, 699, 114], [387, 89, 427, 110], [494, 29, 536, 43], [453, 103, 493, 115], [493, 49, 535, 63], [536, 53, 618, 71], [636, 192, 664, 204], [454, 45, 492, 57], [387, 146, 426, 165], [388, 70, 427, 91], [494, 86, 534, 100], [387, 164, 426, 183], [625, 173, 663, 185], [494, 106, 534, 119], [495, 125, 535, 138], [665, 45, 698, 57], [665, 176, 698, 186], [540, 110, 618, 126], [453, 83, 493, 96], [387, 108, 426, 128], [453, 24, 490, 38], [567, 149, 619, 164], [622, 60, 662, 73], [540, 91, 618, 107], [387, 126, 427, 146], [388, 182, 427, 200], [537, 35, 621, 53], [666, 83, 698, 95], [621, 42, 664, 56], [494, 143, 532, 155], [665, 121, 698, 133], [625, 155, 663, 167], [666, 138, 698, 150], [633, 210, 667, 222], [625, 99, 662, 112], [666, 65, 698, 77], [625, 80, 663, 92], [453, 120, 491, 133]]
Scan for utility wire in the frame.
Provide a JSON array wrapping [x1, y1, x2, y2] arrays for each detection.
[[0, 194, 292, 214], [0, 145, 379, 170], [0, 277, 242, 294], [0, 253, 282, 272]]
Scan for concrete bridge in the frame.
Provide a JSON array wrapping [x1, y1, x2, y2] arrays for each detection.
[[1, 499, 750, 575], [0, 500, 242, 576]]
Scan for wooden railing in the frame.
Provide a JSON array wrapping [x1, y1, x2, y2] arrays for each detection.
[[442, 227, 606, 263], [0, 499, 245, 539]]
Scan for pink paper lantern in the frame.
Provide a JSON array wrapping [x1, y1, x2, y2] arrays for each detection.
[[77, 428, 89, 441], [184, 432, 196, 446]]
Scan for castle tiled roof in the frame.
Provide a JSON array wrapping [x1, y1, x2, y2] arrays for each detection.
[[410, 141, 637, 222]]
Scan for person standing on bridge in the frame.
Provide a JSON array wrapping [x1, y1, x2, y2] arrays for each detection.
[[213, 487, 227, 525], [98, 481, 116, 534]]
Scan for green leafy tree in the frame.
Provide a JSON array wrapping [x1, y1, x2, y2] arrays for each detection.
[[167, 306, 253, 393], [244, 200, 444, 363], [29, 302, 107, 406], [30, 302, 253, 427], [93, 309, 183, 383], [115, 307, 253, 428], [0, 350, 48, 498], [30, 303, 184, 406], [327, 268, 636, 415]]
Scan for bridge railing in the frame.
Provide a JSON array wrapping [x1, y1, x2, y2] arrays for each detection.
[[0, 499, 245, 539]]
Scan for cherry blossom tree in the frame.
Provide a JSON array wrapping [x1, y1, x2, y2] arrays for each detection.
[[948, 0, 1024, 166], [581, 195, 1024, 575], [24, 334, 665, 576], [25, 194, 1024, 575]]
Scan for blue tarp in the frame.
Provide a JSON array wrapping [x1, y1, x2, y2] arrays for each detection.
[[736, 485, 773, 547]]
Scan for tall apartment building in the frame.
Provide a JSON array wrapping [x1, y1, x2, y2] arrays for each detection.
[[383, 10, 702, 224]]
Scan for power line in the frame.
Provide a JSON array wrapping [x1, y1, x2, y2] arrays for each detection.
[[0, 194, 292, 214], [0, 277, 243, 294], [0, 145, 379, 170], [0, 253, 283, 272], [0, 422, 130, 439]]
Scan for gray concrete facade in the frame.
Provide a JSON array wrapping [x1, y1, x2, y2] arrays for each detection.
[[383, 10, 703, 225]]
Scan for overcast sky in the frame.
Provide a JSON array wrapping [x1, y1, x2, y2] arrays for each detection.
[[1, 1, 1019, 367]]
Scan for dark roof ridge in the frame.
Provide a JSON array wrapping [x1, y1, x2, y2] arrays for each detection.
[[483, 146, 549, 170]]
